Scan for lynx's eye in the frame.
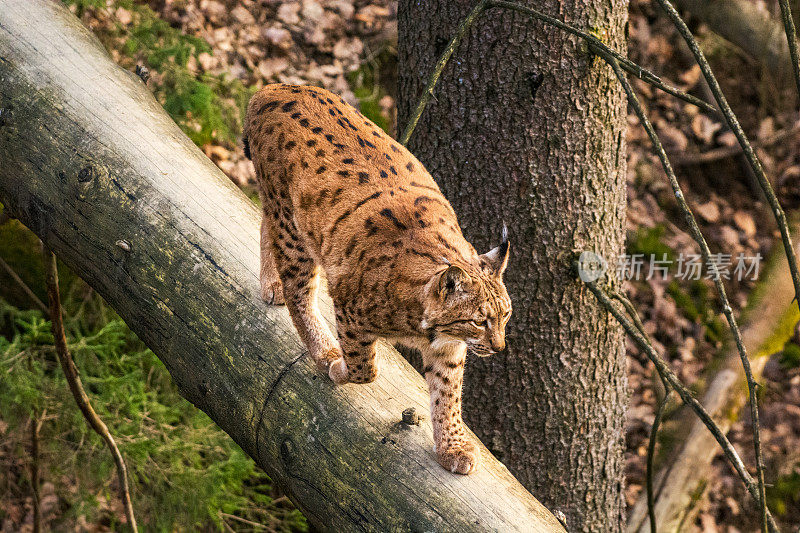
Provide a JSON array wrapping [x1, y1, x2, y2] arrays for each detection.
[[471, 319, 487, 328]]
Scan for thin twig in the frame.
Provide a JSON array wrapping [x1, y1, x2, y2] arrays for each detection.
[[611, 288, 670, 533], [581, 276, 779, 532], [606, 54, 773, 532], [0, 255, 48, 314], [647, 388, 670, 533], [612, 288, 668, 533], [41, 246, 138, 532], [399, 0, 489, 146], [218, 512, 271, 529], [651, 7, 774, 530], [28, 409, 41, 533], [610, 289, 647, 337], [656, 0, 800, 336], [778, 0, 800, 104]]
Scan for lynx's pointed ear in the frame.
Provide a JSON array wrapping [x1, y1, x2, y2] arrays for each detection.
[[438, 265, 471, 298], [481, 224, 510, 276]]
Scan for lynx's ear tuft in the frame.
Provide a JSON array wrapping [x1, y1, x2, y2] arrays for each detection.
[[438, 265, 471, 297], [481, 224, 510, 276]]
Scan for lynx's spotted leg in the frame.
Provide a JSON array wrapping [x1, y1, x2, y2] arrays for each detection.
[[329, 327, 379, 384], [422, 340, 479, 474], [280, 260, 343, 372], [267, 207, 342, 371], [259, 210, 284, 305]]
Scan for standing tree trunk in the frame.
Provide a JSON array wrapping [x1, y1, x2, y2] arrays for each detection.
[[397, 1, 629, 531]]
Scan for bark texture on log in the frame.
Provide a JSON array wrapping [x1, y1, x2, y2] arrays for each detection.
[[397, 1, 629, 531], [0, 1, 566, 530]]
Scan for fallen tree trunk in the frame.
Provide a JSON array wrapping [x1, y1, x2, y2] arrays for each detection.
[[675, 0, 793, 89], [0, 1, 565, 530]]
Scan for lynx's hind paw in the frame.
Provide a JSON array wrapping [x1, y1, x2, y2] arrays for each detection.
[[328, 356, 349, 384], [260, 280, 285, 305], [313, 348, 344, 379]]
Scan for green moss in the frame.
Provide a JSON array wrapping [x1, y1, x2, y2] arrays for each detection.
[[346, 47, 395, 133], [740, 217, 798, 325], [654, 421, 680, 466], [0, 218, 76, 311], [0, 225, 306, 530], [627, 225, 675, 262], [780, 342, 800, 369], [64, 0, 255, 147], [753, 304, 800, 361], [667, 279, 727, 345], [767, 470, 800, 517], [676, 478, 709, 530]]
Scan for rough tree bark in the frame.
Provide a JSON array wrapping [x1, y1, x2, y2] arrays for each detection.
[[397, 1, 629, 531], [0, 0, 567, 530]]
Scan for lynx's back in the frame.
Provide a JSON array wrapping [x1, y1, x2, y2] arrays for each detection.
[[245, 84, 511, 476], [245, 84, 477, 304]]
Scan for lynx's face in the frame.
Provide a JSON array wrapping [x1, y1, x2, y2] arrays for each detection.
[[422, 239, 512, 356]]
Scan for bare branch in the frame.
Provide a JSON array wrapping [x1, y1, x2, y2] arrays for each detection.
[[41, 247, 138, 532], [581, 275, 779, 533], [655, 0, 800, 332], [400, 0, 718, 146], [670, 122, 800, 166], [607, 53, 772, 533], [778, 0, 800, 102], [399, 0, 489, 146], [0, 254, 48, 314]]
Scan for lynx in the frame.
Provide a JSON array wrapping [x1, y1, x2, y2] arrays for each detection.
[[244, 84, 512, 474]]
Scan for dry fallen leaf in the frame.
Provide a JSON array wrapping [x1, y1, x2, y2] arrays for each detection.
[[277, 2, 301, 25], [733, 211, 756, 238], [258, 57, 289, 79], [695, 201, 720, 223], [231, 5, 255, 25], [679, 64, 701, 88], [691, 114, 721, 145]]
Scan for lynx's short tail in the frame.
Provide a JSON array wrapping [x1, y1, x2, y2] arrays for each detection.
[[242, 134, 251, 160]]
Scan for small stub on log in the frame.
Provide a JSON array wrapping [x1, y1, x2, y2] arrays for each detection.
[[401, 407, 422, 426]]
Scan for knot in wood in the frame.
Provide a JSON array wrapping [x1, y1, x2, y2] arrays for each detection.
[[280, 437, 296, 466], [77, 165, 97, 183], [0, 107, 10, 128], [135, 64, 150, 84]]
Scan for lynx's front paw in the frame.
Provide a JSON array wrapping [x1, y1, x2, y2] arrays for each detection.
[[312, 347, 343, 375], [436, 440, 480, 475]]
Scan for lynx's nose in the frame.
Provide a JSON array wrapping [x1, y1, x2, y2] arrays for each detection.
[[491, 338, 506, 352]]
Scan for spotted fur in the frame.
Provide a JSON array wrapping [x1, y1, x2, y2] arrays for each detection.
[[244, 84, 512, 475]]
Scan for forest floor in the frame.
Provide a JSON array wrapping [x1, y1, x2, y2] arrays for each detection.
[[3, 0, 800, 530]]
